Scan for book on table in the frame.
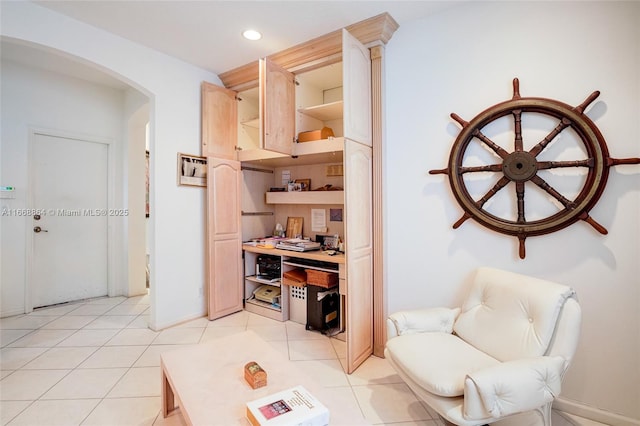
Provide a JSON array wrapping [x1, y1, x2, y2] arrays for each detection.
[[246, 385, 329, 426]]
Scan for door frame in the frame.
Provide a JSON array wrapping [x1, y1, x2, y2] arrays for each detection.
[[25, 127, 117, 312]]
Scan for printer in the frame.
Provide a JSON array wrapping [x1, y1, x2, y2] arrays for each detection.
[[256, 254, 281, 280]]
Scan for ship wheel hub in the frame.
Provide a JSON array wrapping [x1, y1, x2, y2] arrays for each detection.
[[502, 152, 538, 182]]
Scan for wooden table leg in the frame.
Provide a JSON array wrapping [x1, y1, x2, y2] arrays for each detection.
[[162, 367, 175, 418]]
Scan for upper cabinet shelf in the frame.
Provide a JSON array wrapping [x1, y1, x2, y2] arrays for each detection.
[[297, 101, 343, 122], [265, 190, 344, 205], [238, 137, 344, 167], [241, 118, 260, 128]]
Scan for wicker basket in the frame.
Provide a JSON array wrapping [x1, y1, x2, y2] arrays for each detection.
[[283, 268, 306, 287], [305, 269, 338, 289]]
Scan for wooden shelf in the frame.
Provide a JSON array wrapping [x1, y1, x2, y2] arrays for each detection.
[[245, 297, 284, 321], [265, 190, 344, 205], [241, 118, 259, 128], [246, 276, 281, 287], [298, 100, 343, 121], [238, 149, 288, 163], [293, 137, 343, 155]]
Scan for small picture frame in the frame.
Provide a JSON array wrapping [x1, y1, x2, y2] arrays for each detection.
[[294, 179, 311, 191], [285, 217, 304, 238], [316, 234, 339, 249], [177, 153, 207, 187], [329, 208, 343, 222]]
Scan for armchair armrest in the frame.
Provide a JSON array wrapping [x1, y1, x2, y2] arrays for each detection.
[[386, 307, 460, 340], [463, 356, 565, 420]]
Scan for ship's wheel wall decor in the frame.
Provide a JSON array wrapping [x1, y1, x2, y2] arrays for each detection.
[[430, 78, 640, 259]]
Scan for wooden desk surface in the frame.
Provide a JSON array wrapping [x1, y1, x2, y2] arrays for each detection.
[[243, 244, 346, 264], [160, 330, 367, 425]]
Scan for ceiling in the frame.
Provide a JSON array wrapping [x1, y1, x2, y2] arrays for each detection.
[[27, 1, 460, 76]]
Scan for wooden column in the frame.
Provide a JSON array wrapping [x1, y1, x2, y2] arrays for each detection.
[[370, 45, 386, 357]]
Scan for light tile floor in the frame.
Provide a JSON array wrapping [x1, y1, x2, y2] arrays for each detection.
[[0, 295, 605, 426]]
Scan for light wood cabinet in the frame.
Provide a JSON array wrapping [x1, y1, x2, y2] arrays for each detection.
[[202, 14, 398, 373], [343, 140, 373, 370], [201, 84, 237, 159], [201, 58, 295, 162], [261, 59, 296, 155], [206, 158, 243, 320]]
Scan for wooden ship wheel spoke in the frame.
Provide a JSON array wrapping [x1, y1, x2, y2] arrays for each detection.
[[430, 78, 640, 259]]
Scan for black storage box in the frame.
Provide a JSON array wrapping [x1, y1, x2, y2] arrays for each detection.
[[305, 284, 339, 333]]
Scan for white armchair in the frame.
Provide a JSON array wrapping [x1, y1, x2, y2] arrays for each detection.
[[384, 267, 581, 426]]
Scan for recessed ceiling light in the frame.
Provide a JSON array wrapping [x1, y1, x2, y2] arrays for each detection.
[[242, 29, 262, 41]]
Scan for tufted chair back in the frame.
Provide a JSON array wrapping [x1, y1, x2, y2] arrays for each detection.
[[453, 267, 580, 365]]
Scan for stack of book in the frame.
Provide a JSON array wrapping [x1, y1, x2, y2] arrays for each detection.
[[275, 238, 321, 252]]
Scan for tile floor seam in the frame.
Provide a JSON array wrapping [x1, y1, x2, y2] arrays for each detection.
[[2, 399, 37, 425]]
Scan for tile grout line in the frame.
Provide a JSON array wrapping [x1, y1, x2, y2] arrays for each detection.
[[1, 296, 151, 426]]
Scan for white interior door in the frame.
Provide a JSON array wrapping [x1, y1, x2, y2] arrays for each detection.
[[31, 133, 109, 308]]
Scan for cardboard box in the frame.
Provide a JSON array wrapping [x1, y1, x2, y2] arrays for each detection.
[[246, 385, 329, 426]]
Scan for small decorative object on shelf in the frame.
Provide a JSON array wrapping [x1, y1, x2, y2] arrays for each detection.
[[244, 361, 267, 389], [430, 78, 640, 259], [297, 126, 334, 143], [246, 385, 329, 426], [294, 179, 311, 191]]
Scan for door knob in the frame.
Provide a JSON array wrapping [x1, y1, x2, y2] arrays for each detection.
[[33, 226, 48, 233]]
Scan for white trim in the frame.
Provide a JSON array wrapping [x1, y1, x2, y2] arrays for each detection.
[[554, 398, 640, 426], [150, 310, 206, 332], [1, 308, 26, 318], [26, 127, 117, 312]]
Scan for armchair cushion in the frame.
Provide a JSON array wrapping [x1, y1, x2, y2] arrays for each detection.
[[387, 307, 460, 339], [463, 356, 564, 420], [385, 332, 499, 397], [453, 267, 576, 362]]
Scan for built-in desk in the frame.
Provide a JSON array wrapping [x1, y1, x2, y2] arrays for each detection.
[[242, 244, 345, 264], [242, 244, 345, 323]]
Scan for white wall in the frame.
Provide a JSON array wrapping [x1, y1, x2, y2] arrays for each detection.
[[0, 1, 222, 329], [385, 1, 639, 422], [124, 94, 150, 297], [0, 60, 127, 315]]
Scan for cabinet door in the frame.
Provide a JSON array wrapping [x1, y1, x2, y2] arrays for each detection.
[[201, 82, 238, 160], [207, 158, 243, 320], [342, 29, 372, 147], [260, 58, 295, 155], [344, 139, 374, 373]]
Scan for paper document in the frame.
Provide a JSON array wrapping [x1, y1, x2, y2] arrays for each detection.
[[311, 209, 326, 232]]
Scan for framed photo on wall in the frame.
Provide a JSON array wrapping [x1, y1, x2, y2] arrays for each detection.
[[177, 153, 207, 187], [294, 179, 311, 191]]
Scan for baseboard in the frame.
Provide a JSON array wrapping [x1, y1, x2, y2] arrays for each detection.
[[554, 398, 640, 426], [0, 308, 25, 318], [149, 310, 207, 331]]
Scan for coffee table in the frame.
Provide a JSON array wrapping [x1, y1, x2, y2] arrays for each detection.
[[161, 330, 368, 425]]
